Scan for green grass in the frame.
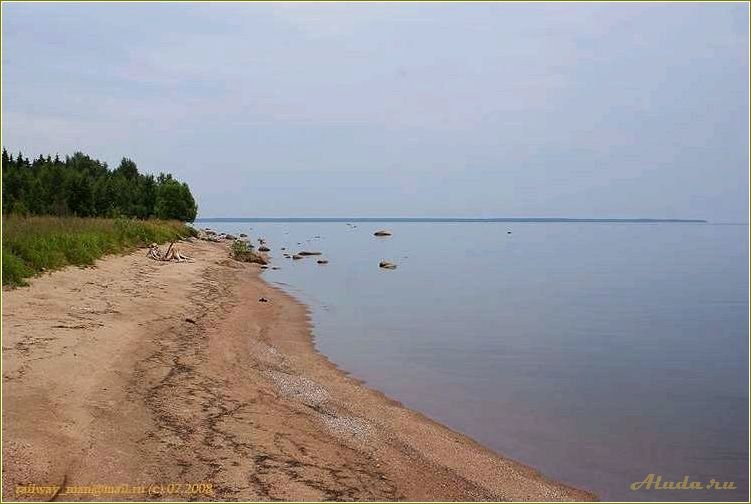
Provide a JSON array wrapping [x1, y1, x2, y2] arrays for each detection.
[[230, 239, 267, 265], [2, 215, 197, 286]]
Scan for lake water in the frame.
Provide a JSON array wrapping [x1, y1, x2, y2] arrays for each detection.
[[201, 219, 748, 501]]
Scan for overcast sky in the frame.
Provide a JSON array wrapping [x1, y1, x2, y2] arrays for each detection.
[[2, 2, 748, 220]]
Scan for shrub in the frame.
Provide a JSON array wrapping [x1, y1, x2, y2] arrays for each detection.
[[230, 239, 267, 265]]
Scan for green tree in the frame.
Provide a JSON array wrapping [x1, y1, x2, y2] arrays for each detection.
[[2, 147, 197, 222], [155, 178, 197, 222], [115, 158, 139, 179]]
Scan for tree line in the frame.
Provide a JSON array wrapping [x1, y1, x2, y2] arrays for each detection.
[[2, 148, 197, 222]]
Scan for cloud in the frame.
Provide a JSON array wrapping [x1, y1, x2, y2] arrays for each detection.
[[2, 2, 747, 219]]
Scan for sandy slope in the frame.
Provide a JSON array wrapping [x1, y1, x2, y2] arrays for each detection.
[[2, 239, 595, 502]]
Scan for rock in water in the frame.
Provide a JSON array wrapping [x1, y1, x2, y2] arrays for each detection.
[[298, 251, 322, 256], [317, 259, 329, 264], [374, 230, 392, 237], [379, 261, 397, 270], [258, 246, 270, 252], [292, 254, 303, 260]]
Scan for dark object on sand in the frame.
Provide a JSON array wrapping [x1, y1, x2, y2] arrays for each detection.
[[379, 261, 397, 270], [317, 259, 329, 264], [258, 297, 268, 303], [374, 230, 392, 237], [185, 317, 196, 324], [298, 251, 322, 256]]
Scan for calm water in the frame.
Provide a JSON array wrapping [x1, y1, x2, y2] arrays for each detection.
[[203, 220, 748, 501]]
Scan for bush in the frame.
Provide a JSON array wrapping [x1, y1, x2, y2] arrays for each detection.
[[230, 239, 267, 265]]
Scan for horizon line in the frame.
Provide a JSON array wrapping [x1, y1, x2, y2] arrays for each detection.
[[195, 216, 710, 223]]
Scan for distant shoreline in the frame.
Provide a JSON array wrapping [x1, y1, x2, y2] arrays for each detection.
[[196, 217, 709, 223]]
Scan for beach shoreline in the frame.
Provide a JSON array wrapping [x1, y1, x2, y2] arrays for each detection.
[[2, 239, 595, 502]]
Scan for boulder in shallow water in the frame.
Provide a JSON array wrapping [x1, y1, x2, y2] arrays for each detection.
[[292, 254, 303, 260], [374, 230, 392, 237], [317, 259, 329, 264], [298, 251, 322, 256], [239, 233, 247, 238], [258, 246, 270, 252], [379, 261, 397, 269]]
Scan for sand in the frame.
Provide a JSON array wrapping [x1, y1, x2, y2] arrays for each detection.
[[2, 239, 595, 502]]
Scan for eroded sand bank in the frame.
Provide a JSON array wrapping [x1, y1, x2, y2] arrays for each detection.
[[2, 240, 595, 501]]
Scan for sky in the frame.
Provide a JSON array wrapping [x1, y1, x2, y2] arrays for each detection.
[[2, 2, 748, 221]]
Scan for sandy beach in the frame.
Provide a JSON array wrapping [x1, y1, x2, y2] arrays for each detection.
[[2, 239, 595, 502]]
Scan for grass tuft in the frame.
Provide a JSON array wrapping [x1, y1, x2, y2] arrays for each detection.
[[230, 239, 267, 265]]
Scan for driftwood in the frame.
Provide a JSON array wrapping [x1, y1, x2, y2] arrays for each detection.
[[147, 242, 192, 262]]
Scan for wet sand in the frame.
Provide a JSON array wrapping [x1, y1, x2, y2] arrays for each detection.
[[2, 239, 595, 501]]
